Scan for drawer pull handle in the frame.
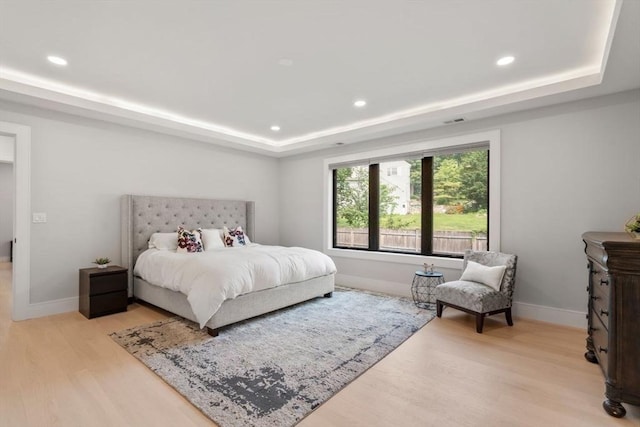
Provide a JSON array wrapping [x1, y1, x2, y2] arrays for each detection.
[[600, 278, 609, 285], [600, 309, 609, 317], [591, 295, 599, 301], [598, 346, 608, 354]]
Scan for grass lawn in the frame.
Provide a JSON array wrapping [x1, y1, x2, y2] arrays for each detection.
[[434, 213, 487, 233], [338, 212, 487, 233], [338, 213, 487, 233]]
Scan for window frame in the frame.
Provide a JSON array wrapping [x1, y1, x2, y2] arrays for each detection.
[[324, 130, 501, 269]]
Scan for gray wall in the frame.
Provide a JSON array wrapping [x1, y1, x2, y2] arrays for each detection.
[[1, 90, 639, 315], [0, 102, 280, 304], [0, 162, 13, 260], [279, 90, 640, 313]]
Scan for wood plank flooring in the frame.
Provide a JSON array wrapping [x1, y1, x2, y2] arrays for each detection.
[[0, 262, 637, 426]]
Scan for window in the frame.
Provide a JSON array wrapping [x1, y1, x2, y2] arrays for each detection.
[[379, 160, 421, 253], [334, 165, 369, 249], [431, 150, 488, 255], [329, 131, 498, 260]]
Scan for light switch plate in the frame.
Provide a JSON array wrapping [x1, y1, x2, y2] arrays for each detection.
[[32, 212, 47, 223]]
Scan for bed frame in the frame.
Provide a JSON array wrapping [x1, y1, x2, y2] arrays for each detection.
[[121, 195, 334, 336]]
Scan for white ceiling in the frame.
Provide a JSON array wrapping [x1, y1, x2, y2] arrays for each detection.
[[0, 0, 639, 156]]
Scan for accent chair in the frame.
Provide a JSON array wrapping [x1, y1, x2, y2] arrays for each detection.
[[435, 250, 518, 333]]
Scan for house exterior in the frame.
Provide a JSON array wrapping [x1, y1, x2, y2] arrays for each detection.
[[381, 160, 411, 215]]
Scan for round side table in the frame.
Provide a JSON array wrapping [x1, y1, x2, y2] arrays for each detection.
[[411, 270, 444, 308]]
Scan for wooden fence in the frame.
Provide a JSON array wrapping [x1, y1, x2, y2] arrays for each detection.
[[336, 228, 487, 255]]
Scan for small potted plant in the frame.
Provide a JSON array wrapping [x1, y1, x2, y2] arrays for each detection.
[[625, 213, 640, 239], [94, 257, 111, 269]]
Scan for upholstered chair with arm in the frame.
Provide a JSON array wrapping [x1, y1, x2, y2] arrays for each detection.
[[435, 250, 518, 333]]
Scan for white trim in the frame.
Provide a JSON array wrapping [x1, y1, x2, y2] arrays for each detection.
[[0, 121, 31, 321], [325, 129, 499, 167], [324, 129, 501, 263], [336, 273, 412, 299], [23, 297, 79, 319], [328, 248, 463, 270], [512, 301, 587, 329], [599, 0, 623, 76], [0, 63, 606, 155], [340, 272, 588, 329]]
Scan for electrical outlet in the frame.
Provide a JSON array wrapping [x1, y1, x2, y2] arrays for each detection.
[[32, 212, 47, 223]]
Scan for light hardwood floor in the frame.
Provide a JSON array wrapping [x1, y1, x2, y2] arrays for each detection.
[[1, 262, 638, 426]]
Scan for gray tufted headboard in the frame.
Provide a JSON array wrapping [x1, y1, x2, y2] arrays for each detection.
[[121, 195, 255, 295]]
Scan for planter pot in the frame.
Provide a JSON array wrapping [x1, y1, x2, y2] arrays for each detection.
[[96, 264, 108, 269]]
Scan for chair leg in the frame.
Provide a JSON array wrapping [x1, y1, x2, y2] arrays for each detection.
[[436, 300, 443, 318], [505, 308, 513, 326], [476, 313, 484, 333]]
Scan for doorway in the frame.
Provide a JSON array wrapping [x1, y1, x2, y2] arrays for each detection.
[[0, 121, 31, 321], [0, 135, 14, 318]]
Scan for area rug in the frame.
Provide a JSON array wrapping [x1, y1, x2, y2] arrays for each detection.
[[110, 287, 434, 427]]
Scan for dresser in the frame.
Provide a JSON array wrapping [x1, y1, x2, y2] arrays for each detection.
[[583, 232, 640, 418], [79, 266, 128, 319]]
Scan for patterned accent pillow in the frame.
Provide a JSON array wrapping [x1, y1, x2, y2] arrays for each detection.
[[177, 227, 203, 253], [223, 226, 248, 247]]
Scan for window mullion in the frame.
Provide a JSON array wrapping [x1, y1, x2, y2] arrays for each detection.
[[332, 169, 338, 248], [421, 157, 433, 254], [486, 151, 490, 250], [369, 164, 380, 251]]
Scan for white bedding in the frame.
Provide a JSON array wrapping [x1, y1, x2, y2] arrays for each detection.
[[134, 244, 337, 328]]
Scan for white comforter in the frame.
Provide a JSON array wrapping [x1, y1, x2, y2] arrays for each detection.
[[134, 244, 336, 328]]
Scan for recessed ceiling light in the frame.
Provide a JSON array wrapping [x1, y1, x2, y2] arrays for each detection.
[[353, 100, 367, 108], [47, 55, 68, 66], [496, 56, 515, 66], [270, 125, 281, 131]]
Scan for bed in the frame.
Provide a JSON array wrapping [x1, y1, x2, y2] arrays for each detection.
[[121, 195, 335, 336]]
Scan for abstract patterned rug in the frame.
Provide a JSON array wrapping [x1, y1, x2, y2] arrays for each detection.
[[110, 287, 434, 427]]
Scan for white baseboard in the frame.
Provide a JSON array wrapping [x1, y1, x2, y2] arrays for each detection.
[[512, 301, 587, 329], [337, 273, 587, 329], [336, 273, 413, 299], [25, 296, 79, 319], [17, 277, 588, 329]]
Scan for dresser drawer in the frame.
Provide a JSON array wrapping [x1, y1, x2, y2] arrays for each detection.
[[592, 282, 610, 330], [591, 310, 609, 376], [89, 272, 127, 295], [90, 290, 128, 318]]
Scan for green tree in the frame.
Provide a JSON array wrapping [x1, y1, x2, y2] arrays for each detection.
[[336, 167, 397, 227], [408, 159, 422, 199], [459, 150, 488, 211], [433, 158, 461, 205]]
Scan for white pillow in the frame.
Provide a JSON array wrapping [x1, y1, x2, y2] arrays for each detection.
[[459, 260, 506, 291], [148, 232, 178, 251], [201, 228, 225, 251]]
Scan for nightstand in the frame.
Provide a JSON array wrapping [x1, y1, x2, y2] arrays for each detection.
[[411, 270, 444, 308], [79, 266, 128, 319]]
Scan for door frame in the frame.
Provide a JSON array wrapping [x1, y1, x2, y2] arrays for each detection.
[[0, 121, 31, 321]]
